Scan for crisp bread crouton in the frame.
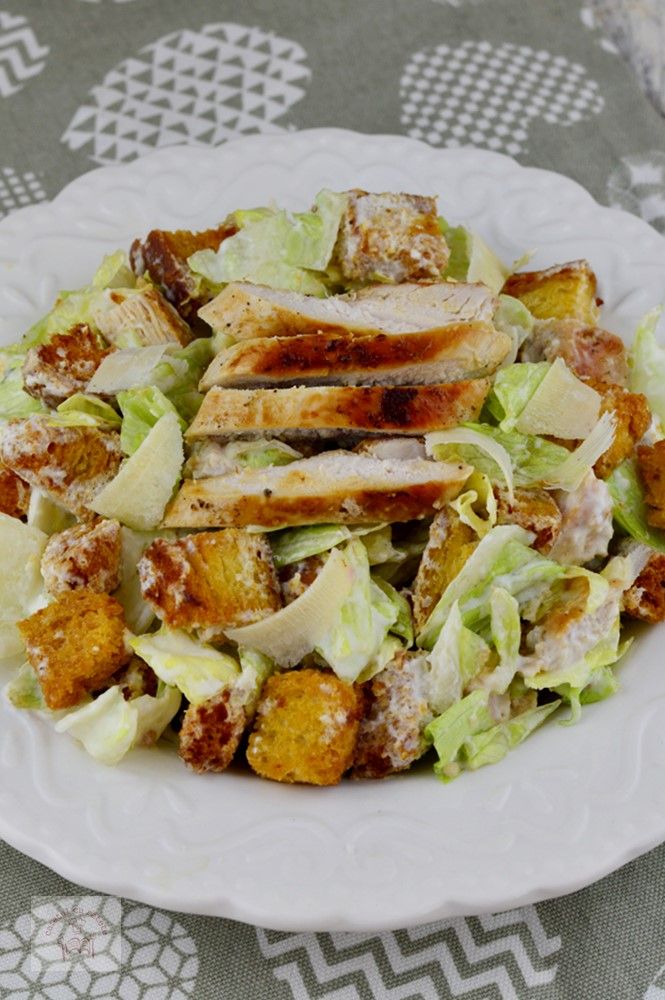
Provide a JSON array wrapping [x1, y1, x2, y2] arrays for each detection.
[[113, 656, 158, 699], [583, 379, 651, 478], [95, 286, 193, 347], [0, 460, 30, 519], [624, 552, 665, 623], [247, 669, 363, 785], [41, 518, 122, 595], [18, 591, 131, 710], [333, 190, 450, 284], [22, 324, 112, 408], [138, 528, 281, 639], [179, 688, 247, 774], [130, 223, 236, 320], [0, 417, 123, 518], [520, 319, 628, 385], [411, 509, 477, 634], [637, 442, 665, 529], [352, 651, 433, 779], [279, 556, 325, 605], [503, 260, 600, 324], [494, 486, 562, 553]]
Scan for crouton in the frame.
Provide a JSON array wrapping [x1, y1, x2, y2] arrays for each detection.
[[130, 222, 237, 320], [0, 417, 123, 519], [520, 319, 628, 385], [246, 668, 363, 785], [332, 190, 450, 284], [138, 528, 281, 639], [279, 556, 325, 605], [112, 656, 158, 699], [41, 518, 122, 595], [583, 379, 651, 478], [637, 442, 665, 529], [624, 552, 665, 623], [503, 260, 600, 324], [0, 460, 30, 519], [95, 286, 193, 347], [411, 509, 477, 634], [178, 687, 247, 774], [21, 324, 112, 408], [18, 591, 131, 710], [494, 486, 562, 553], [352, 651, 432, 779]]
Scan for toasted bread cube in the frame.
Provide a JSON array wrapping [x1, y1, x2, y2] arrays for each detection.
[[411, 509, 477, 635], [0, 417, 123, 519], [503, 260, 600, 324], [279, 555, 325, 605], [624, 552, 665, 623], [520, 319, 628, 386], [495, 486, 562, 553], [0, 460, 30, 519], [352, 651, 433, 779], [113, 655, 158, 699], [179, 688, 247, 774], [41, 518, 122, 595], [130, 223, 236, 320], [18, 591, 131, 710], [637, 442, 665, 529], [333, 189, 450, 284], [95, 286, 193, 347], [247, 668, 362, 785], [583, 379, 651, 479], [138, 528, 281, 638], [22, 324, 112, 408]]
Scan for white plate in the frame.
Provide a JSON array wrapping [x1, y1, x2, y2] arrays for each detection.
[[1, 129, 665, 932]]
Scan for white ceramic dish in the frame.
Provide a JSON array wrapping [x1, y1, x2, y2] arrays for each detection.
[[1, 129, 664, 932]]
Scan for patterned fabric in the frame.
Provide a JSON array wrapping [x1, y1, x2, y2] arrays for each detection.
[[1, 1, 665, 997]]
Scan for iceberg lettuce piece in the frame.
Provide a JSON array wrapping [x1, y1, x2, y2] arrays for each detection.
[[628, 307, 665, 431], [493, 295, 534, 366], [55, 682, 181, 765], [5, 661, 45, 710], [607, 458, 665, 553], [118, 385, 186, 455], [130, 628, 239, 705], [189, 190, 346, 296], [427, 601, 491, 714], [485, 362, 551, 431], [0, 350, 46, 420], [371, 575, 414, 645], [315, 538, 398, 683], [439, 217, 510, 293], [54, 393, 121, 428]]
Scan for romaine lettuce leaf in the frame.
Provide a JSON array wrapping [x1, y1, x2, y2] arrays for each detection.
[[236, 647, 275, 712], [5, 661, 45, 709], [153, 338, 214, 421], [427, 601, 491, 713], [493, 295, 534, 366], [459, 701, 560, 773], [607, 458, 665, 553], [0, 514, 48, 657], [54, 393, 121, 428], [485, 362, 551, 430], [114, 527, 165, 633], [130, 628, 239, 705], [371, 575, 414, 645], [450, 471, 498, 538], [118, 386, 186, 455], [0, 351, 46, 420], [27, 490, 74, 536], [628, 307, 665, 431], [485, 587, 522, 693], [439, 217, 510, 293]]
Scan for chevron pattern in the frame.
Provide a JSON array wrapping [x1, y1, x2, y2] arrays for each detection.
[[0, 12, 49, 98], [257, 906, 561, 1000]]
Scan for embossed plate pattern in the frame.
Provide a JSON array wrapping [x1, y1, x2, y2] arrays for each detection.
[[1, 130, 664, 931]]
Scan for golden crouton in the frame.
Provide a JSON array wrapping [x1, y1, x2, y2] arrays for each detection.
[[18, 591, 131, 710], [583, 379, 651, 479], [247, 668, 363, 785], [624, 553, 665, 623], [22, 324, 112, 408], [41, 518, 122, 595], [494, 486, 562, 553], [95, 285, 193, 347], [333, 189, 450, 284], [278, 555, 325, 605], [352, 651, 433, 779], [411, 509, 477, 635], [0, 460, 30, 519], [637, 442, 665, 529], [138, 528, 281, 639], [520, 319, 628, 385], [112, 656, 158, 699], [130, 223, 237, 320], [0, 417, 123, 519], [179, 688, 247, 774], [503, 260, 600, 324]]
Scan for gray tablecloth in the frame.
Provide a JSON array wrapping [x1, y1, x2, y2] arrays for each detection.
[[1, 2, 665, 998]]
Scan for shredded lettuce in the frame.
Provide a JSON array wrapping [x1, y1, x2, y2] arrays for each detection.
[[454, 701, 561, 775], [427, 427, 514, 498], [450, 471, 498, 539], [360, 525, 404, 566], [371, 575, 414, 645], [130, 628, 239, 705], [427, 601, 491, 713], [54, 393, 121, 428], [486, 362, 551, 431], [439, 217, 510, 293], [0, 351, 46, 420], [485, 588, 522, 694], [607, 458, 665, 553], [629, 307, 665, 432], [153, 338, 214, 421], [269, 523, 385, 568], [118, 386, 186, 455]]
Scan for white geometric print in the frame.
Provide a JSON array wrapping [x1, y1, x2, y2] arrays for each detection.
[[645, 962, 665, 999], [0, 167, 47, 218], [579, 5, 621, 55], [607, 151, 665, 234], [257, 905, 561, 1000], [62, 22, 310, 165], [0, 11, 49, 98], [400, 40, 604, 156], [0, 900, 199, 998]]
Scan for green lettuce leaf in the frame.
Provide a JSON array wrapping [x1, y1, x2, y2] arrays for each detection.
[[0, 351, 46, 420], [450, 471, 498, 538], [0, 514, 47, 654], [5, 661, 46, 710], [114, 527, 165, 633], [493, 295, 534, 366], [91, 250, 136, 291], [607, 458, 665, 553], [427, 601, 491, 714], [458, 701, 561, 774], [118, 386, 186, 455], [130, 628, 239, 705], [628, 307, 665, 431], [371, 575, 414, 645], [424, 689, 495, 780], [485, 362, 551, 431], [236, 647, 275, 712], [485, 587, 522, 693], [439, 217, 510, 293], [153, 338, 214, 422], [54, 393, 121, 428], [27, 490, 74, 536]]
